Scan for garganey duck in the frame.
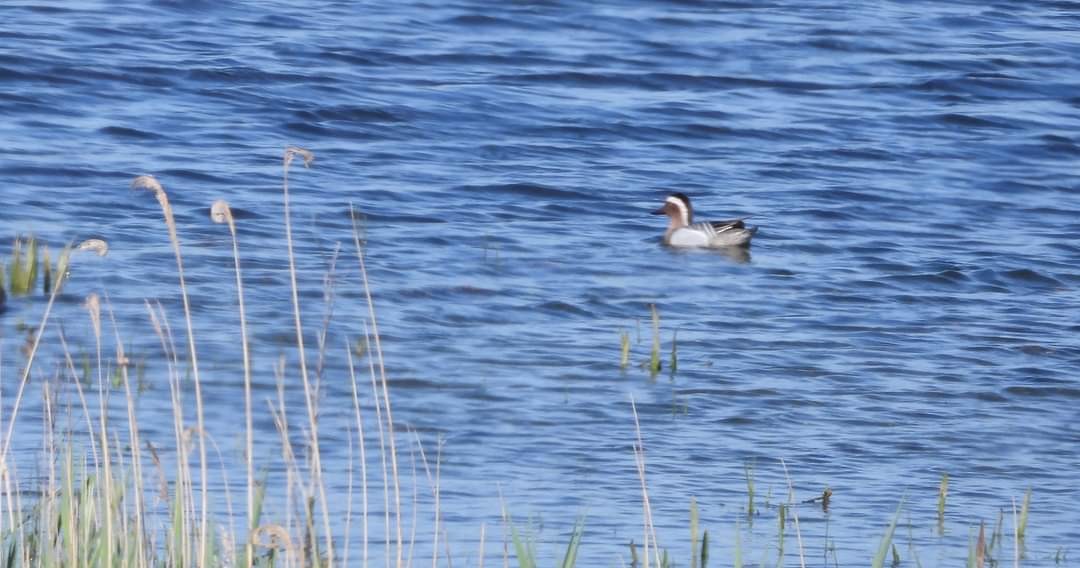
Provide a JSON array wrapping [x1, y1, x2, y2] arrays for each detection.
[[652, 193, 756, 248]]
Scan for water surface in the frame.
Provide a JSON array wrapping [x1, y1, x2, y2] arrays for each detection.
[[2, 1, 1079, 565]]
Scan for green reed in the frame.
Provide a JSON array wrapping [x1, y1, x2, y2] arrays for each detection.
[[649, 304, 661, 376], [620, 330, 631, 370], [938, 473, 949, 535], [872, 501, 903, 568]]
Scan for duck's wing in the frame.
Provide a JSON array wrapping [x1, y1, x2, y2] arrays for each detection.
[[696, 218, 749, 235]]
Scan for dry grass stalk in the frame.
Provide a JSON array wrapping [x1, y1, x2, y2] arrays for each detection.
[[780, 459, 806, 568], [346, 339, 371, 568], [279, 146, 335, 566], [352, 206, 404, 568], [211, 198, 257, 568], [630, 396, 660, 568], [85, 292, 115, 567], [133, 174, 210, 565]]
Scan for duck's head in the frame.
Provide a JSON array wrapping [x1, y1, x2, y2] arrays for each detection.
[[651, 193, 693, 227]]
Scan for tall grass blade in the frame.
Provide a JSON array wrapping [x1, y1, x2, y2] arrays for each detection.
[[9, 237, 23, 296], [976, 521, 986, 568], [510, 524, 536, 568], [701, 529, 709, 568], [776, 504, 785, 568], [669, 329, 678, 375], [24, 236, 37, 296], [872, 500, 904, 568], [41, 246, 51, 294], [937, 473, 948, 536], [744, 463, 755, 519], [560, 517, 586, 568], [649, 304, 661, 376], [690, 497, 699, 568], [1017, 488, 1030, 547]]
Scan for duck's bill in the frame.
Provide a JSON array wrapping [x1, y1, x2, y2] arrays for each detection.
[[650, 207, 666, 215]]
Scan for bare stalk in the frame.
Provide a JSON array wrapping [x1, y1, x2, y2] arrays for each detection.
[[85, 294, 114, 567], [780, 458, 806, 568], [478, 522, 486, 568], [103, 293, 148, 568], [146, 299, 191, 563], [363, 327, 392, 568], [56, 328, 99, 471], [212, 199, 257, 567], [414, 434, 443, 568], [346, 340, 371, 568], [352, 205, 404, 568], [630, 396, 660, 568]]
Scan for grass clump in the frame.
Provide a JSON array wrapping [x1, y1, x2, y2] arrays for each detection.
[[619, 305, 679, 378]]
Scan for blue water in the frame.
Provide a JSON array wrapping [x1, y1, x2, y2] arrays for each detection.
[[2, 1, 1080, 565]]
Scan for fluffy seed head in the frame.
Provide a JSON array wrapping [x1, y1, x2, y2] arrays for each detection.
[[284, 146, 314, 169], [76, 238, 109, 257], [131, 175, 164, 195], [211, 200, 232, 224]]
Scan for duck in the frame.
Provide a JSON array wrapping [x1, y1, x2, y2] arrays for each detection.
[[652, 193, 757, 248]]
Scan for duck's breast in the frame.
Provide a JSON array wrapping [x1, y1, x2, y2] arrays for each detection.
[[667, 227, 710, 247]]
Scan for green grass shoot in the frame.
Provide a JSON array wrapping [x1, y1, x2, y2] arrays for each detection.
[[745, 462, 756, 518], [989, 508, 1003, 557], [873, 500, 904, 568], [701, 529, 709, 568], [560, 517, 586, 568], [775, 504, 786, 568], [937, 473, 948, 535], [8, 235, 39, 296], [1018, 488, 1031, 546], [509, 523, 537, 568], [649, 304, 661, 376], [669, 329, 678, 374], [620, 330, 631, 369]]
